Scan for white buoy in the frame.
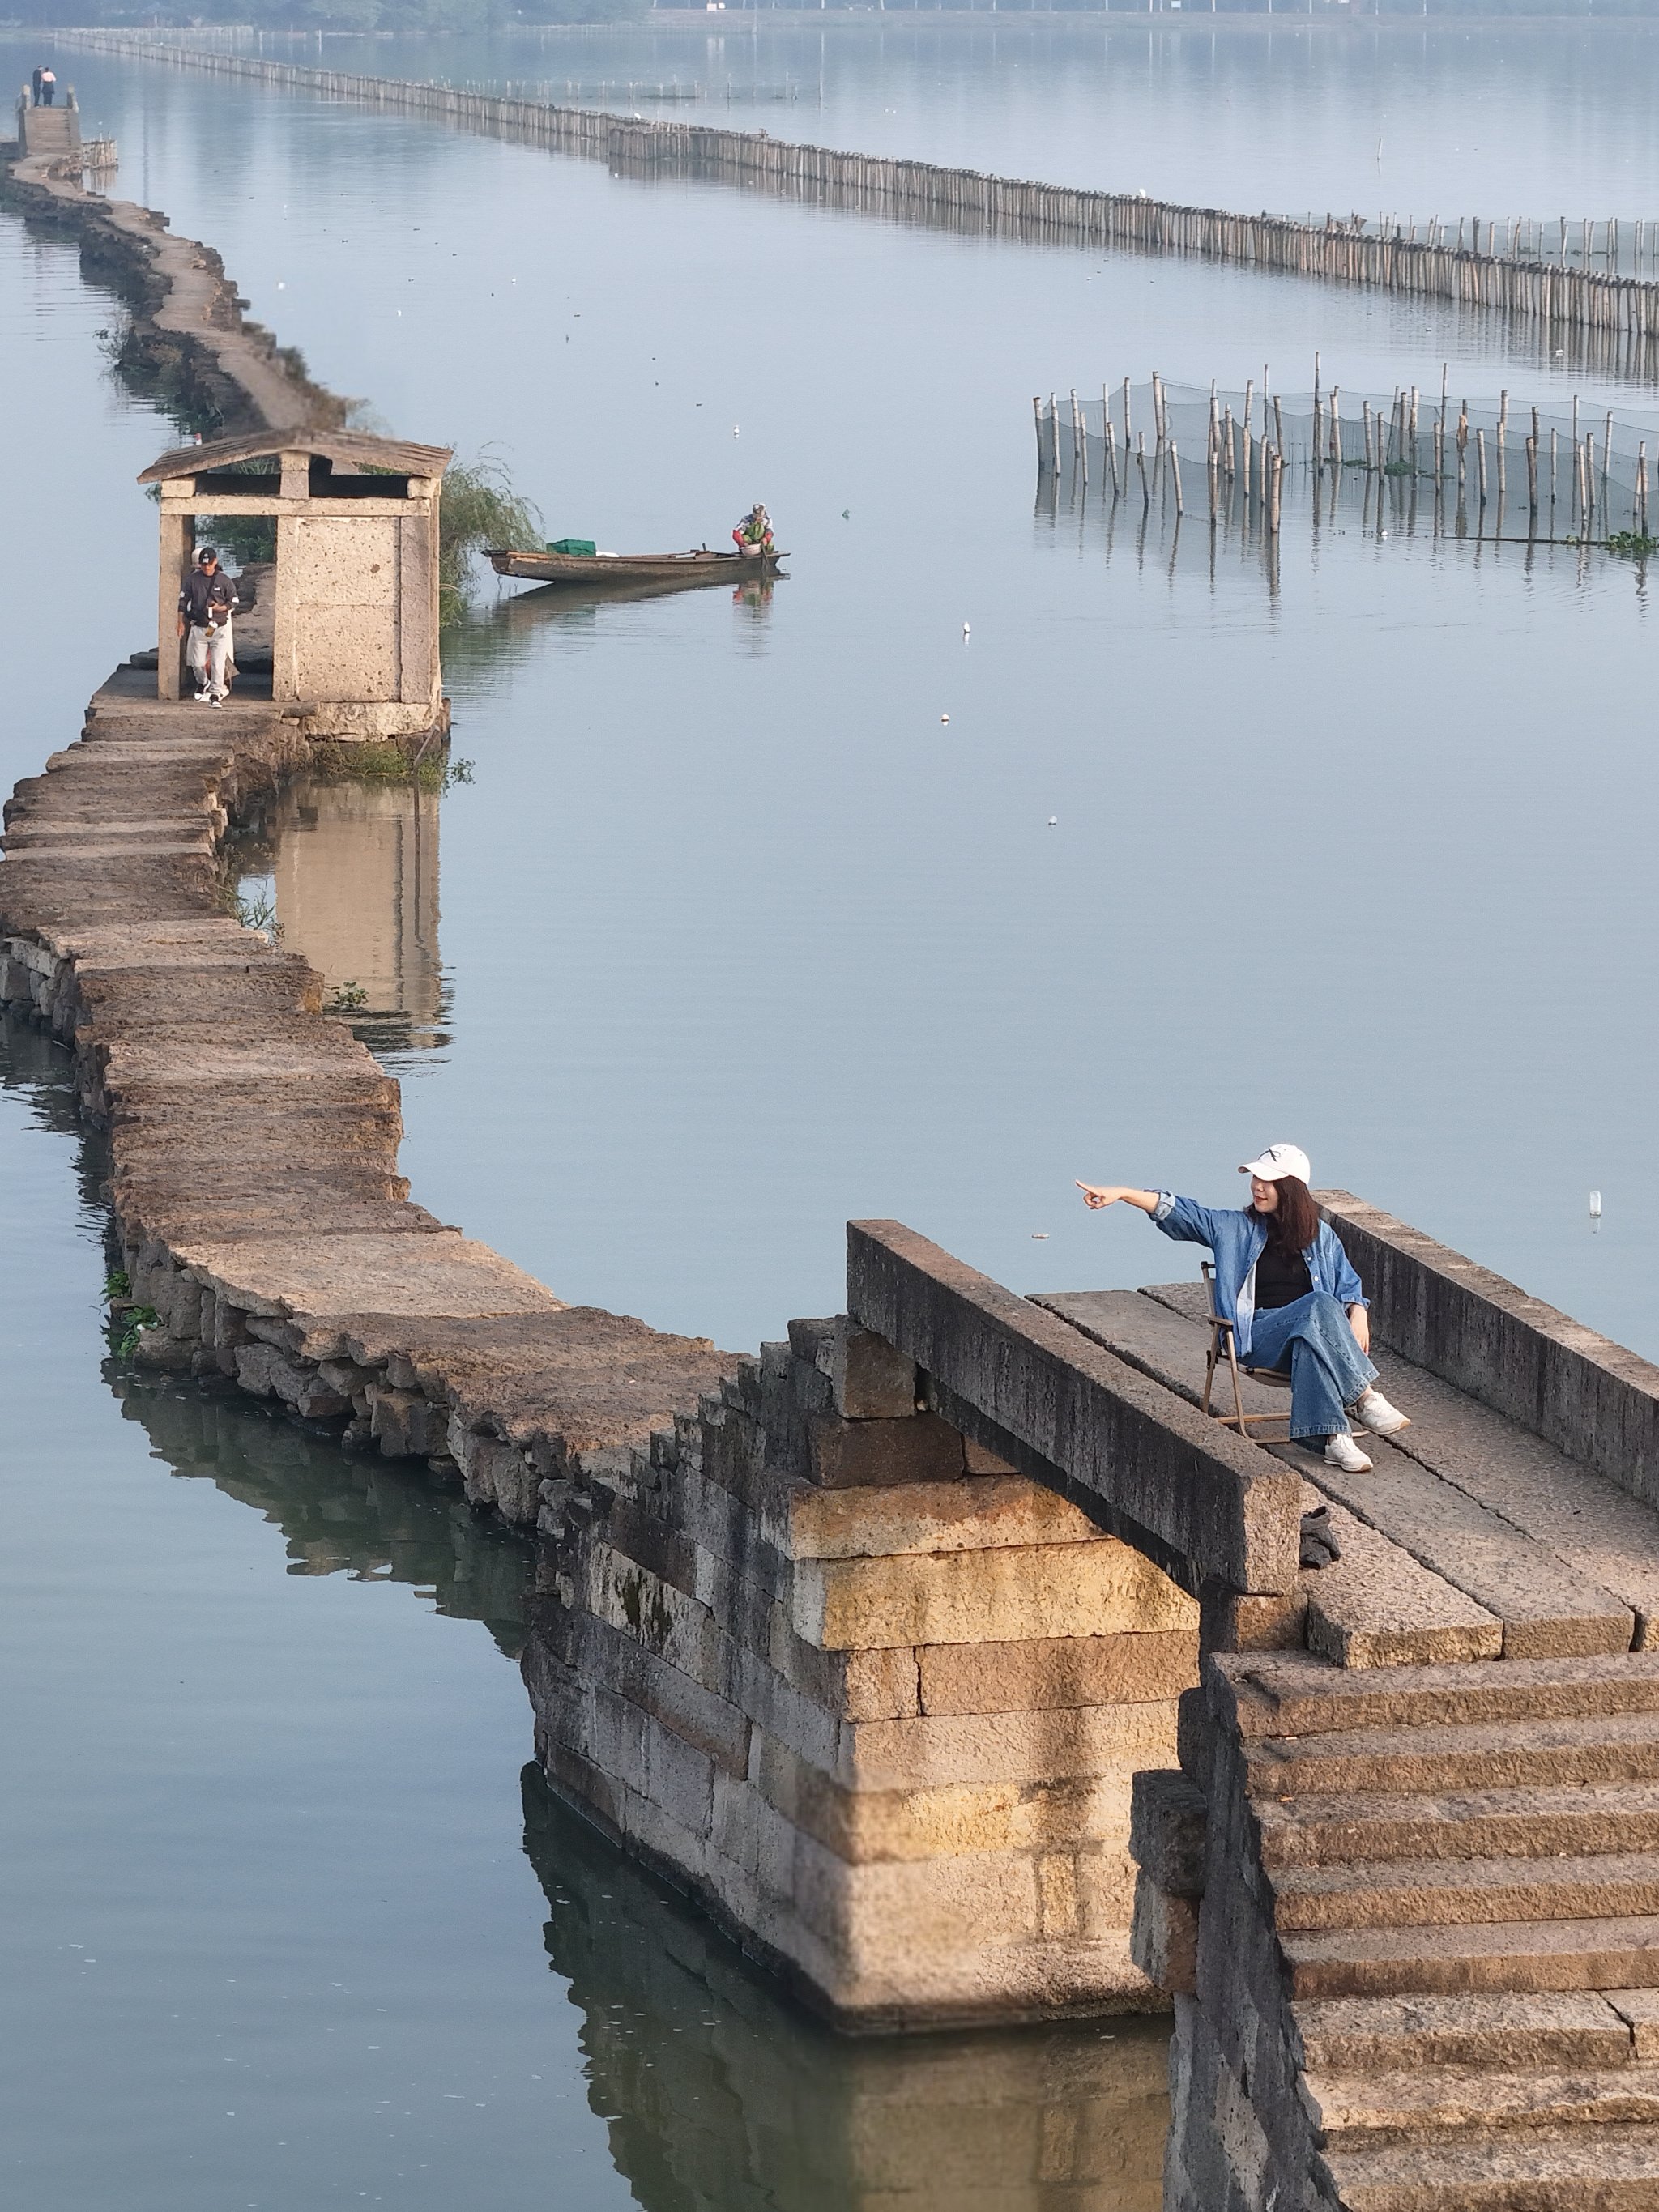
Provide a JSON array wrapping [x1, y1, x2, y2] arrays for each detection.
[[963, 622, 970, 638], [1047, 816, 1059, 827], [1590, 1190, 1603, 1218]]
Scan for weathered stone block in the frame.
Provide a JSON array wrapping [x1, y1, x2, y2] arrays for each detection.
[[448, 1419, 539, 1524], [133, 1324, 194, 1371], [211, 1295, 249, 1353], [1177, 1685, 1214, 1788], [962, 1436, 1021, 1476], [754, 1733, 1137, 1863], [1036, 1850, 1079, 1937], [643, 1708, 716, 1838], [838, 1700, 1180, 1792], [919, 1628, 1198, 1715], [1076, 1843, 1140, 1935], [792, 1536, 1198, 1652], [295, 1373, 350, 1420], [1129, 1869, 1199, 1995], [586, 1539, 723, 1687], [757, 1602, 923, 1720], [819, 1317, 919, 1421], [1129, 1770, 1209, 1898], [368, 1386, 438, 1459], [1201, 1583, 1309, 1655], [709, 1768, 761, 1880], [785, 1473, 1105, 1564], [791, 1829, 1043, 1965], [807, 1410, 965, 1490]]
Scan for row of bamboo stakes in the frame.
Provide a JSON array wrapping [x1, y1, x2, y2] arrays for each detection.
[[56, 32, 1659, 343], [1038, 369, 1654, 539], [1309, 212, 1659, 279]]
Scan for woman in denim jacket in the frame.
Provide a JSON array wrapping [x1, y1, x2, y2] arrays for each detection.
[[1077, 1143, 1409, 1473]]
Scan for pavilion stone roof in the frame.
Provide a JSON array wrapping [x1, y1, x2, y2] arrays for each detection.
[[139, 428, 453, 485]]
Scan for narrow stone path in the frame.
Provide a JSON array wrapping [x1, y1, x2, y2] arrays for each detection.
[[0, 130, 738, 1532], [1, 674, 735, 1526]]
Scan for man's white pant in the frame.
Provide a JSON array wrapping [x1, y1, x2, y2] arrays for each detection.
[[186, 620, 232, 697]]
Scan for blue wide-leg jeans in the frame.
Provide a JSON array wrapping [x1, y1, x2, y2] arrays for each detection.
[[1247, 1291, 1378, 1441]]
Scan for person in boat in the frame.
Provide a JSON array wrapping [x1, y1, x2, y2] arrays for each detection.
[[732, 502, 774, 554], [1075, 1143, 1409, 1473]]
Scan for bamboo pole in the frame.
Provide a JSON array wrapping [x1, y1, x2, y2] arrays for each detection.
[[59, 32, 1659, 350]]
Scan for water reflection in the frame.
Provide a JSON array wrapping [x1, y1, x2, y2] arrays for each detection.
[[114, 1375, 531, 1658], [237, 771, 450, 1055], [523, 1769, 1169, 2212], [113, 1364, 1169, 2212]]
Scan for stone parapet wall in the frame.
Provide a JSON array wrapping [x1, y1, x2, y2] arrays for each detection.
[[1321, 1191, 1659, 1514], [524, 1315, 1201, 2031], [846, 1217, 1302, 1604]]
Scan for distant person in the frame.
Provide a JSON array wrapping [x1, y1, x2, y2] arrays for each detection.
[[177, 547, 238, 705], [31, 66, 42, 106], [732, 501, 774, 554], [37, 66, 56, 107], [1075, 1142, 1409, 1473]]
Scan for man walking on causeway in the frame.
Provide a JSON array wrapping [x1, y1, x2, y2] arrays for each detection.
[[177, 547, 237, 705], [1077, 1142, 1410, 1473]]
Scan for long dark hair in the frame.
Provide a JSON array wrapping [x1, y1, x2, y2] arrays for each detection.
[[1256, 1175, 1320, 1256]]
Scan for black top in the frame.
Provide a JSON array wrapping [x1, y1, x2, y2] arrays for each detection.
[[178, 569, 238, 628], [1255, 1238, 1313, 1311]]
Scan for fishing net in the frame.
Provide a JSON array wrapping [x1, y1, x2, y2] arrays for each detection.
[[1037, 380, 1659, 542]]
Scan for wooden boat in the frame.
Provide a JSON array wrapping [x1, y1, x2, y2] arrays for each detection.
[[488, 544, 787, 589]]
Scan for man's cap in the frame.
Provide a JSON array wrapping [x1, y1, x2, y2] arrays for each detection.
[[1239, 1143, 1311, 1185], [196, 547, 217, 564]]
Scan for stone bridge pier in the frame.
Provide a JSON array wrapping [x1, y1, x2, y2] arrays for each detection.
[[522, 1217, 1305, 2031], [526, 1209, 1659, 2210]]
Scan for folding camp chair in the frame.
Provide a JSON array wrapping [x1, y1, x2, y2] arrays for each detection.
[[1200, 1260, 1294, 1438]]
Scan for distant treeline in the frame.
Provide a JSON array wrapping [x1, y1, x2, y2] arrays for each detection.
[[6, 0, 1644, 25], [10, 0, 646, 28]]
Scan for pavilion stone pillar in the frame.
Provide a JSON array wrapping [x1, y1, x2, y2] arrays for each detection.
[[155, 505, 192, 701], [524, 1316, 1200, 2030]]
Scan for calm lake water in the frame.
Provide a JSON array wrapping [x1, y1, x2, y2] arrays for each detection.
[[4, 24, 1659, 2203]]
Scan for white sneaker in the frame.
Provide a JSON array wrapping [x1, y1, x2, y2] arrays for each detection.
[[190, 690, 212, 705], [1324, 1434, 1373, 1474], [1353, 1388, 1410, 1436]]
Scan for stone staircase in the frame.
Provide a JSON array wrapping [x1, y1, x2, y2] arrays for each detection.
[[1233, 1652, 1659, 2206]]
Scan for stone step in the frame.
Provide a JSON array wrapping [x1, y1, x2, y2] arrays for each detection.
[[1273, 1851, 1659, 1933], [1324, 2122, 1659, 2209], [1294, 1993, 1636, 2076], [1306, 2062, 1659, 2150], [1283, 1916, 1659, 2001], [1247, 1712, 1659, 1801], [1260, 1782, 1659, 1872], [1230, 1652, 1659, 1744]]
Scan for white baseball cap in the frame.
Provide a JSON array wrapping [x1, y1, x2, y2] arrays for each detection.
[[1239, 1143, 1311, 1184]]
